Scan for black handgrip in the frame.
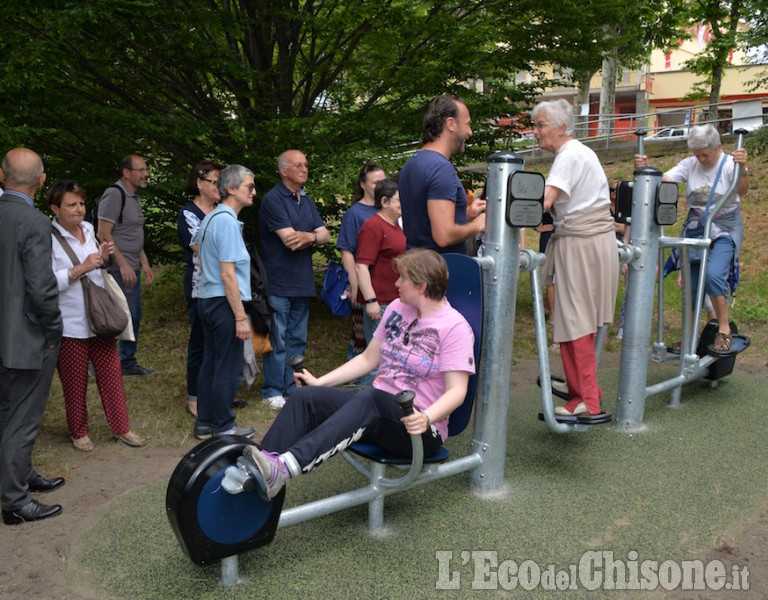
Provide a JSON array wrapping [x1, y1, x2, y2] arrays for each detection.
[[635, 129, 647, 157], [395, 390, 416, 415], [287, 354, 305, 373]]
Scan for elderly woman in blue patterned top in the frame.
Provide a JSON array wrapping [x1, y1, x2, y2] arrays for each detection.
[[177, 160, 222, 417], [635, 124, 748, 353]]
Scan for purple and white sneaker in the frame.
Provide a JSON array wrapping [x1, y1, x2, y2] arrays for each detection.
[[242, 446, 290, 500]]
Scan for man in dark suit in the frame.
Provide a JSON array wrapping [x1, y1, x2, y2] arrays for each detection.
[[0, 148, 66, 525]]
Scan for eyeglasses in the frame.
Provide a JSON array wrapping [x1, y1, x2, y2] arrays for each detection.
[[532, 121, 551, 130], [290, 162, 309, 169], [200, 178, 219, 186], [128, 167, 149, 172], [241, 183, 256, 191], [403, 319, 419, 345]]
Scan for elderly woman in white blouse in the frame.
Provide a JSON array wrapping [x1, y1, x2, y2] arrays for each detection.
[[49, 180, 145, 451], [533, 99, 618, 417]]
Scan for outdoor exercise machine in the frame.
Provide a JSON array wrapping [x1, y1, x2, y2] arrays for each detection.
[[165, 149, 610, 585], [612, 129, 751, 431]]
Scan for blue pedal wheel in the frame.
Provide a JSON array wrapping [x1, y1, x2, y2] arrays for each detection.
[[166, 436, 285, 565]]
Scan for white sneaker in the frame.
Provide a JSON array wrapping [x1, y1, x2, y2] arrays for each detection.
[[262, 395, 286, 409]]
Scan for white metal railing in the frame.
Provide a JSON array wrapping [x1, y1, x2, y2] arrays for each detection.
[[577, 96, 767, 142], [501, 95, 767, 151]]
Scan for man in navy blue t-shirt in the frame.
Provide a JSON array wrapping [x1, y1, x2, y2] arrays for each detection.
[[259, 150, 330, 409], [399, 95, 486, 254]]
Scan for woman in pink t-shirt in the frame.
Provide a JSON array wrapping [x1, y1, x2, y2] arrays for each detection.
[[241, 249, 476, 500]]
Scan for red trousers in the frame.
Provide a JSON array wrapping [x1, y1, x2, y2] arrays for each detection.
[[57, 337, 130, 438], [559, 334, 603, 414]]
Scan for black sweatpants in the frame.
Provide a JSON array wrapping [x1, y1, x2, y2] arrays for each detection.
[[261, 386, 442, 474]]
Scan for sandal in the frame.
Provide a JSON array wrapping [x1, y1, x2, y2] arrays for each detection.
[[710, 332, 732, 353], [114, 430, 146, 447], [72, 435, 95, 452]]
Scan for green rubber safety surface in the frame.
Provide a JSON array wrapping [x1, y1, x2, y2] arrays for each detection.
[[71, 367, 767, 599]]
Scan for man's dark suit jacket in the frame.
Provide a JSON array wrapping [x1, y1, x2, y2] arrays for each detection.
[[0, 192, 62, 369]]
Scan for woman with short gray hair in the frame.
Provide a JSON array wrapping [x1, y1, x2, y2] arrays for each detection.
[[531, 98, 574, 137], [636, 124, 749, 353], [192, 164, 258, 439], [532, 99, 618, 417], [687, 123, 721, 151]]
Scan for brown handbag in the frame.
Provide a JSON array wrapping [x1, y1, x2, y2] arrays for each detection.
[[251, 328, 273, 356], [52, 226, 129, 338]]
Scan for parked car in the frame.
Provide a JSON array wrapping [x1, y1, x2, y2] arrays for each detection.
[[647, 126, 689, 140]]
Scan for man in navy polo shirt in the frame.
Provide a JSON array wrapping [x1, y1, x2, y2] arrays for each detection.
[[399, 94, 486, 254], [259, 150, 330, 409]]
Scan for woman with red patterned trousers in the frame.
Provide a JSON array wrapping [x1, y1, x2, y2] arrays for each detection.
[[49, 181, 145, 451]]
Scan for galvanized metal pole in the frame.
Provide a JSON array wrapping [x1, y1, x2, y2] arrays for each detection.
[[615, 166, 664, 430], [470, 151, 523, 494], [221, 556, 240, 587]]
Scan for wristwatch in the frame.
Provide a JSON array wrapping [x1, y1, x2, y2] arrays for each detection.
[[743, 167, 749, 175], [364, 298, 378, 304]]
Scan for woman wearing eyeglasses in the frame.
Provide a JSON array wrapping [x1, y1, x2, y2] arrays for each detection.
[[240, 249, 475, 500], [177, 160, 222, 417], [355, 177, 407, 345], [192, 165, 257, 440], [532, 99, 618, 417], [49, 180, 145, 451], [336, 163, 386, 370]]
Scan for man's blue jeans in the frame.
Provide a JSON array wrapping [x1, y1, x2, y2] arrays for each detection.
[[362, 303, 387, 346], [261, 296, 310, 399], [110, 268, 142, 370]]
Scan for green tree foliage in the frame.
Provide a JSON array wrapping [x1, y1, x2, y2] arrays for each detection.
[[0, 1, 685, 262], [500, 0, 685, 138], [679, 0, 767, 120], [741, 2, 768, 91], [1, 0, 545, 260]]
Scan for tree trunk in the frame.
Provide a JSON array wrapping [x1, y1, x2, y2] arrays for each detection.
[[573, 71, 594, 139], [598, 45, 619, 139], [707, 0, 742, 128], [708, 62, 723, 124]]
